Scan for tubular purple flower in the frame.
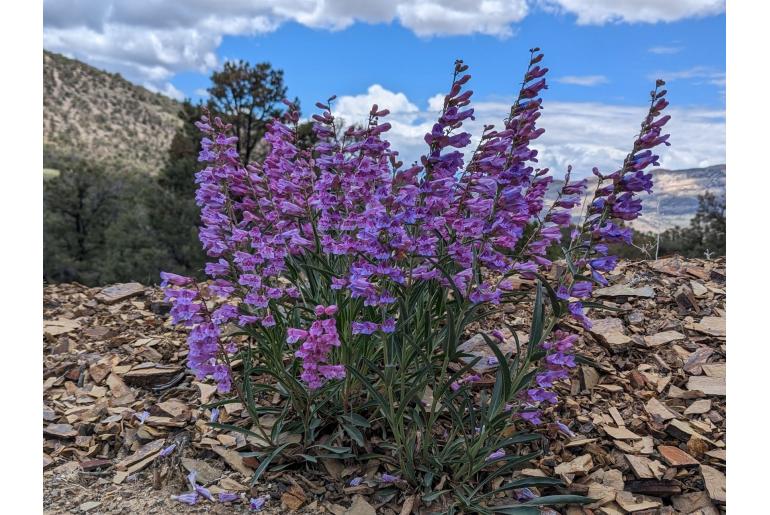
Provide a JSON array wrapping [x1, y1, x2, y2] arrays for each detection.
[[218, 492, 240, 503]]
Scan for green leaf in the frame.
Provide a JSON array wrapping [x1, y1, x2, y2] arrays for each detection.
[[207, 423, 264, 440], [342, 423, 365, 447], [340, 413, 371, 428], [491, 495, 593, 511], [422, 490, 450, 502], [251, 442, 291, 485]]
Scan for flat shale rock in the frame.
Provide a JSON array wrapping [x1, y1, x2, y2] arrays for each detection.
[[595, 284, 655, 298], [643, 331, 685, 347], [684, 399, 712, 415], [44, 318, 81, 337], [645, 397, 679, 421], [95, 282, 145, 304], [457, 330, 524, 372], [658, 445, 699, 467], [687, 375, 726, 396], [554, 454, 593, 476], [123, 365, 183, 387], [589, 317, 632, 352], [700, 464, 726, 503], [672, 491, 715, 512], [181, 458, 223, 484], [686, 316, 726, 337], [44, 423, 78, 439]]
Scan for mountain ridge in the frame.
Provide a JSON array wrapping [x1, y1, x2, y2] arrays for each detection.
[[43, 50, 183, 173]]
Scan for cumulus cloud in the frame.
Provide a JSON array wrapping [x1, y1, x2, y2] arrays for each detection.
[[331, 85, 725, 176], [555, 75, 608, 86], [43, 0, 725, 92], [539, 0, 725, 25]]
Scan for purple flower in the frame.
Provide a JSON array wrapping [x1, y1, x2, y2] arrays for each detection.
[[195, 484, 214, 501], [520, 410, 542, 425], [218, 492, 240, 503], [380, 318, 396, 333], [555, 421, 576, 438], [486, 449, 506, 461], [349, 476, 364, 486], [352, 321, 378, 335], [210, 408, 220, 423], [381, 473, 399, 483], [527, 388, 558, 404], [171, 492, 198, 505], [160, 272, 193, 287], [250, 495, 269, 511], [159, 444, 176, 457], [134, 411, 150, 425], [568, 302, 592, 330], [570, 281, 593, 299]]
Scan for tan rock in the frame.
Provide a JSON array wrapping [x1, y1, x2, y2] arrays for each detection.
[[687, 376, 725, 396], [643, 330, 685, 347], [95, 282, 145, 304], [686, 316, 726, 337], [700, 464, 726, 503], [658, 445, 699, 467], [684, 399, 712, 415], [554, 454, 593, 476]]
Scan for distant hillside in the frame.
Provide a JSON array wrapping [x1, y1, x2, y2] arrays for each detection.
[[43, 51, 182, 173], [546, 164, 726, 234]]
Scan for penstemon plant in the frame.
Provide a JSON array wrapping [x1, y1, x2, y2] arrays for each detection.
[[162, 49, 670, 512]]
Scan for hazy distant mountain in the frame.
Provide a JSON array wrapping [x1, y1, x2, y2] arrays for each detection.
[[546, 164, 726, 233], [43, 51, 182, 173]]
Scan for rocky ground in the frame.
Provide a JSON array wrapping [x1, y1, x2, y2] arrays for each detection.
[[43, 256, 726, 514]]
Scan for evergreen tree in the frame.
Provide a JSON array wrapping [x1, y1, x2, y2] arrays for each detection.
[[207, 60, 287, 164], [147, 100, 207, 279]]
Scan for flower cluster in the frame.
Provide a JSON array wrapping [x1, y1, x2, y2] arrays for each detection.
[[161, 50, 669, 422], [287, 305, 345, 389]]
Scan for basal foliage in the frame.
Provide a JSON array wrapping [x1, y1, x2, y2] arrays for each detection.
[[162, 50, 670, 511]]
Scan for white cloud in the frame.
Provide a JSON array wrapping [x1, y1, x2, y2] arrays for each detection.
[[652, 66, 725, 86], [331, 85, 725, 176], [648, 45, 684, 55], [539, 0, 725, 25], [142, 81, 185, 101], [555, 75, 608, 86], [44, 0, 725, 92], [396, 1, 528, 38]]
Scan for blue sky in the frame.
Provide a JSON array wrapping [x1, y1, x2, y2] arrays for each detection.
[[43, 0, 725, 175], [183, 13, 725, 110]]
